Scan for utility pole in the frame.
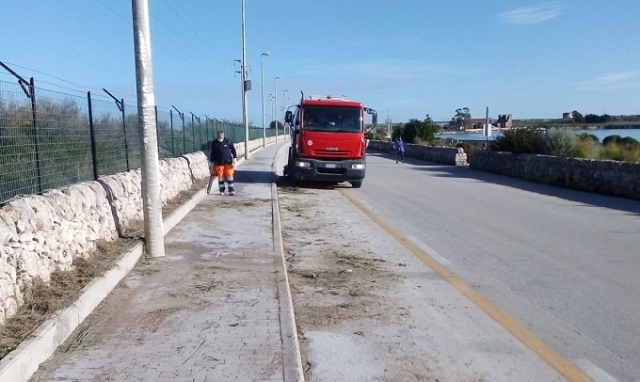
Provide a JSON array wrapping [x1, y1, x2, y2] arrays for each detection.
[[131, 0, 165, 257], [241, 0, 250, 160]]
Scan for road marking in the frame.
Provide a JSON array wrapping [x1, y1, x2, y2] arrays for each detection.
[[339, 189, 593, 382], [574, 359, 619, 382], [405, 234, 451, 265]]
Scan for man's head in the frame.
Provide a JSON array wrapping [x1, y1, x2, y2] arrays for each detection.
[[303, 112, 315, 125], [217, 130, 224, 141]]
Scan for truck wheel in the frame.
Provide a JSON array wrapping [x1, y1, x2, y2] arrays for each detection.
[[351, 180, 363, 188]]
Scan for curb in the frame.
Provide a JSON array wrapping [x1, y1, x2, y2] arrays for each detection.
[[0, 141, 277, 382], [271, 143, 305, 382]]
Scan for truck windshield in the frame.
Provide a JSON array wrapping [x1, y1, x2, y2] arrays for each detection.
[[302, 106, 362, 132]]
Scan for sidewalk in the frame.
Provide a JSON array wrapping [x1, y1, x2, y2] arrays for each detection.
[[30, 142, 301, 382]]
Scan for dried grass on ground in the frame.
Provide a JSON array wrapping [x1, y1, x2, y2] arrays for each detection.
[[0, 177, 208, 360]]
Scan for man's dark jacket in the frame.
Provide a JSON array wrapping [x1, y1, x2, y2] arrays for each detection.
[[210, 138, 237, 165]]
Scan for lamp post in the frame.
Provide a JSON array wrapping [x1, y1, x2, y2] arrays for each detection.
[[241, 0, 250, 160], [274, 76, 281, 141], [268, 93, 273, 128], [260, 52, 270, 148]]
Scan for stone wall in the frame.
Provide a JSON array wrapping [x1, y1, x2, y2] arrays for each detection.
[[0, 136, 280, 324], [368, 140, 467, 166], [470, 151, 640, 200]]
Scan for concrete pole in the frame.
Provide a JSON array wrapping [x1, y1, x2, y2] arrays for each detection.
[[261, 52, 269, 148], [241, 0, 250, 160], [131, 0, 165, 257]]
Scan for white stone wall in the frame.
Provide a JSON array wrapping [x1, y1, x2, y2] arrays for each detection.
[[0, 136, 280, 325]]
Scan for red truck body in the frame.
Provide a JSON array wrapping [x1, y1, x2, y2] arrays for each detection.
[[283, 94, 377, 188]]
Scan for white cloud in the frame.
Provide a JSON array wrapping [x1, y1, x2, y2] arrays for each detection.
[[498, 5, 562, 25], [575, 71, 640, 90]]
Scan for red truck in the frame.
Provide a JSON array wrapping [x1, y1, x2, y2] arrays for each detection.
[[283, 93, 377, 188]]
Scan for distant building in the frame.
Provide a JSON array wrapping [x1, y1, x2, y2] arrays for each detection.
[[468, 118, 493, 129], [563, 112, 573, 120], [495, 114, 512, 129]]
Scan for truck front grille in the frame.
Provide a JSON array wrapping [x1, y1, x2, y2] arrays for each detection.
[[314, 150, 351, 157]]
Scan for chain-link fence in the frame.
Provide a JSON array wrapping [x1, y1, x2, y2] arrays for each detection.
[[1, 78, 280, 204]]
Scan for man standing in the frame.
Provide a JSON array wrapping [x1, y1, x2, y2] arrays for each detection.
[[395, 137, 405, 163], [209, 130, 238, 195]]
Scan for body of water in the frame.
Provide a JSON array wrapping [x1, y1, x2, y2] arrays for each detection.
[[437, 128, 640, 142]]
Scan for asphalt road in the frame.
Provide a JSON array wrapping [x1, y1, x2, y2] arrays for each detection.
[[351, 150, 640, 382]]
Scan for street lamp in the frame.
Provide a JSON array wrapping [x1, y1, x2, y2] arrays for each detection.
[[260, 52, 270, 148], [241, 0, 250, 160], [274, 76, 281, 141]]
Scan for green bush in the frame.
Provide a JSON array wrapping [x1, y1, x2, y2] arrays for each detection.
[[576, 133, 599, 143], [492, 128, 543, 154], [540, 130, 575, 157], [573, 139, 600, 159], [619, 136, 640, 149], [600, 142, 640, 162], [603, 135, 622, 146]]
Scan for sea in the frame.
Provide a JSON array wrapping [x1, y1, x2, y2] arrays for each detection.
[[437, 128, 640, 142]]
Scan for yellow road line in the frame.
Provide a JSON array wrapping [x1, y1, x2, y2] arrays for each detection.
[[339, 189, 592, 382]]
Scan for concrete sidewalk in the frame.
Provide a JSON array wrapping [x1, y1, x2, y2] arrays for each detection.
[[30, 143, 302, 382]]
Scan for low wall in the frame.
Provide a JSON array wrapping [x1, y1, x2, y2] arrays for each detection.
[[0, 136, 280, 324], [368, 140, 467, 166], [470, 151, 640, 200]]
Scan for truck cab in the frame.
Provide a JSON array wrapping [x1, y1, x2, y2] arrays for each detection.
[[283, 94, 377, 188]]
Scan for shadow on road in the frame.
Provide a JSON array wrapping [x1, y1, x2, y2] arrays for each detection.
[[368, 150, 640, 217], [234, 169, 274, 184]]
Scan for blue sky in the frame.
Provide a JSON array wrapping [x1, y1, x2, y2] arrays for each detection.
[[2, 1, 639, 124]]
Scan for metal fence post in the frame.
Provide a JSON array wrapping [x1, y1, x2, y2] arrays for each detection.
[[121, 100, 131, 171], [198, 118, 202, 148], [87, 92, 99, 180], [190, 112, 196, 152], [28, 78, 43, 193], [172, 105, 185, 155], [170, 109, 175, 157], [102, 89, 130, 171]]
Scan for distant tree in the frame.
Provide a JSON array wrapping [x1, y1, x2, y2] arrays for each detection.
[[571, 110, 584, 123], [416, 119, 439, 142], [402, 119, 420, 143], [374, 127, 388, 141], [453, 107, 471, 129], [391, 125, 403, 141], [584, 114, 601, 123], [269, 120, 284, 130]]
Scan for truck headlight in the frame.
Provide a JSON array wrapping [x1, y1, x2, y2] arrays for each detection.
[[351, 163, 365, 170], [295, 161, 310, 168]]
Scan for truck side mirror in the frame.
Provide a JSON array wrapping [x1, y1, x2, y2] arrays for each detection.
[[372, 114, 378, 127], [285, 111, 293, 123]]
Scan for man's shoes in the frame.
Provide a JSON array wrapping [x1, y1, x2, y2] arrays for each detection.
[[229, 191, 236, 196], [219, 191, 225, 196]]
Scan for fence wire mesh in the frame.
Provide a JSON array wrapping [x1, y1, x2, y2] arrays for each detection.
[[1, 78, 279, 204]]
